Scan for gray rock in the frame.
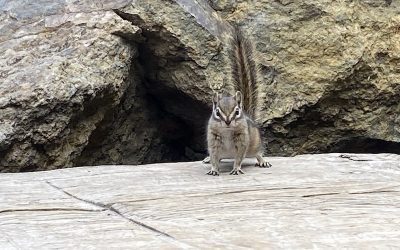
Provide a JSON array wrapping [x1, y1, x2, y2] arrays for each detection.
[[0, 1, 139, 171], [1, 0, 400, 171], [222, 1, 400, 155]]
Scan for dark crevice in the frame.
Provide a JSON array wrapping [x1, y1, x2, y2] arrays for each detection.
[[140, 77, 210, 161], [73, 56, 181, 165], [74, 19, 211, 166], [331, 137, 400, 154], [134, 28, 210, 161], [19, 164, 38, 173]]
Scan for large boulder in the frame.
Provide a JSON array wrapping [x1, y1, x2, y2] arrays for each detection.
[[0, 1, 149, 171], [1, 0, 400, 172]]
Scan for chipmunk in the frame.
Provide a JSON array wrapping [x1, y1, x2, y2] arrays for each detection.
[[205, 26, 272, 176]]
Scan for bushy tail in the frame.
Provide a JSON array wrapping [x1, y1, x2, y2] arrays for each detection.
[[229, 25, 259, 120]]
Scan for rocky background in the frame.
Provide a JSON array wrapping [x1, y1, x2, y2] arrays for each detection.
[[1, 0, 399, 172]]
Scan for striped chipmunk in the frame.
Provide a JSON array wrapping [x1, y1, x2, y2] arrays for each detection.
[[205, 26, 272, 176]]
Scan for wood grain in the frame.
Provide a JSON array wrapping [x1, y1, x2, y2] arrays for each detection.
[[1, 154, 400, 249]]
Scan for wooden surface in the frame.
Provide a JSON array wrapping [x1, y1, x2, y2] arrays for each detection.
[[1, 153, 400, 249]]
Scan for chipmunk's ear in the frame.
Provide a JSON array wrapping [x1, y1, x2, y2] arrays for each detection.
[[235, 91, 243, 107], [212, 92, 220, 107]]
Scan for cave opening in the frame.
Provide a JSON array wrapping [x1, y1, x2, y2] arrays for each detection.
[[75, 26, 211, 167], [135, 29, 211, 162]]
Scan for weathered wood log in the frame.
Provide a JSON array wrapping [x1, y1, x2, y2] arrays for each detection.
[[1, 154, 400, 249]]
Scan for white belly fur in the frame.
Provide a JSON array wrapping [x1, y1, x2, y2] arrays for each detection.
[[218, 129, 255, 159]]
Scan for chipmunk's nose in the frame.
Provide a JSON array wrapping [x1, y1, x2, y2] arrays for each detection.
[[225, 120, 231, 126]]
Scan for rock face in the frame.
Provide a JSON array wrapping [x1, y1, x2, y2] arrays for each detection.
[[1, 154, 400, 248], [0, 2, 137, 171], [219, 0, 400, 155], [1, 0, 400, 171]]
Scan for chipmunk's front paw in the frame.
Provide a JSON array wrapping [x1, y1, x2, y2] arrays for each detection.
[[255, 161, 272, 168], [229, 169, 245, 175], [206, 170, 219, 176]]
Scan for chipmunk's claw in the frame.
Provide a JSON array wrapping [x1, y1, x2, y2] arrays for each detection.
[[229, 169, 245, 175], [255, 161, 272, 168], [206, 170, 219, 176]]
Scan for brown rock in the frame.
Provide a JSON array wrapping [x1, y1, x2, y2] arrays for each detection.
[[0, 1, 140, 171], [223, 1, 400, 155], [1, 0, 400, 172]]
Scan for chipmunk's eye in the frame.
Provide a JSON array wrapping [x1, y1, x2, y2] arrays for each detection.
[[235, 109, 240, 116], [216, 109, 220, 117]]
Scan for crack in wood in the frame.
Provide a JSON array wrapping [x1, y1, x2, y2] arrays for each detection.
[[302, 188, 399, 198], [109, 187, 320, 204], [0, 208, 106, 215], [113, 197, 166, 204], [204, 186, 317, 197], [339, 154, 370, 162], [45, 181, 197, 249], [302, 192, 340, 198], [349, 190, 399, 195]]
